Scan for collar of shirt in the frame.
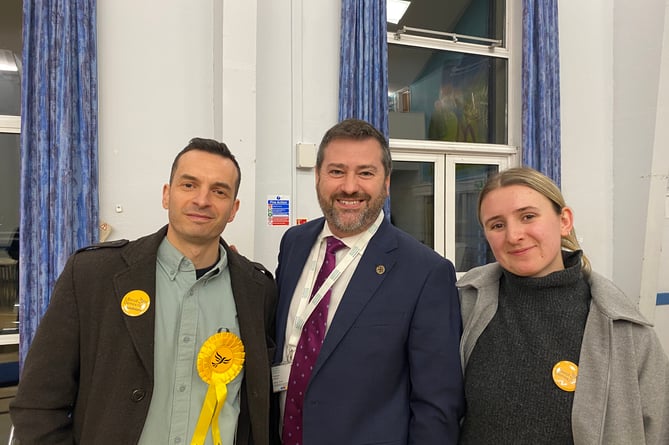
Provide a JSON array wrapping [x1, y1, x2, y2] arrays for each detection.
[[286, 210, 385, 346], [157, 238, 228, 282]]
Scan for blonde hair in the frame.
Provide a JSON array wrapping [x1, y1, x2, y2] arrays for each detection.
[[477, 167, 591, 275]]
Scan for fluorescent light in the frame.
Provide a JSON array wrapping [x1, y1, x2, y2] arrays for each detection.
[[0, 49, 18, 72], [387, 0, 410, 25]]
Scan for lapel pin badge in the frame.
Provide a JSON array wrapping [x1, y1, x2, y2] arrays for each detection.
[[121, 290, 151, 317], [375, 265, 385, 275]]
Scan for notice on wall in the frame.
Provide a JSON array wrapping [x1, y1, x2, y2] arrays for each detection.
[[267, 195, 290, 226]]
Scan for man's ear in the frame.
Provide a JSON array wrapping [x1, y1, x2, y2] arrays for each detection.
[[228, 199, 240, 223], [161, 183, 170, 209]]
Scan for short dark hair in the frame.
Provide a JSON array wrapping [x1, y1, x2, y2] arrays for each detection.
[[169, 137, 241, 198], [317, 119, 392, 177]]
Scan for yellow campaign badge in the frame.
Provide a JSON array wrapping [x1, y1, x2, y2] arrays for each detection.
[[552, 360, 578, 392], [120, 290, 150, 317], [191, 332, 245, 445]]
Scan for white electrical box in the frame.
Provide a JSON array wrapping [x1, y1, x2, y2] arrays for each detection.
[[296, 143, 317, 169]]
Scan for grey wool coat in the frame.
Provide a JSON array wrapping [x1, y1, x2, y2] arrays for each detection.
[[458, 263, 669, 445], [10, 226, 278, 445]]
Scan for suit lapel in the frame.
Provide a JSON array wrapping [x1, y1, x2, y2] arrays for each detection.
[[275, 220, 324, 357], [313, 221, 398, 376]]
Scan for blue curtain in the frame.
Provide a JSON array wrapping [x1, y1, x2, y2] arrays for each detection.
[[522, 0, 561, 186], [339, 0, 389, 214], [338, 0, 388, 135], [19, 0, 99, 366]]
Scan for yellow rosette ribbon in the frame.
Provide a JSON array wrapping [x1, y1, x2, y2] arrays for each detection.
[[191, 332, 245, 445]]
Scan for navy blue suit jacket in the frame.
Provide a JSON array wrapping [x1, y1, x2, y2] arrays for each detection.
[[275, 217, 464, 444]]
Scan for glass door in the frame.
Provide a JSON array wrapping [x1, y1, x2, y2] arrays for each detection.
[[446, 156, 508, 273], [390, 151, 512, 274], [389, 153, 445, 256]]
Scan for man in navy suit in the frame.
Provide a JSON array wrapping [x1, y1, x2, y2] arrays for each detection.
[[273, 119, 464, 444]]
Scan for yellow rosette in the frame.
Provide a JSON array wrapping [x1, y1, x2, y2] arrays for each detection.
[[191, 332, 245, 445]]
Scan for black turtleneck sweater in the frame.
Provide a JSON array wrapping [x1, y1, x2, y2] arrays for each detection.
[[459, 251, 591, 445]]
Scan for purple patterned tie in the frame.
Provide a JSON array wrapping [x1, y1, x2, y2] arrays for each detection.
[[282, 236, 346, 445]]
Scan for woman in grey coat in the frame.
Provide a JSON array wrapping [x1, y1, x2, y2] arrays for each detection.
[[457, 167, 669, 445]]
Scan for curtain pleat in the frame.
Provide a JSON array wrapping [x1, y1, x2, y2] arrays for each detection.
[[339, 0, 389, 215], [522, 0, 561, 186], [19, 0, 98, 367], [338, 0, 388, 135]]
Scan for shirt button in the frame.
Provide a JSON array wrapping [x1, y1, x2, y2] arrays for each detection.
[[179, 385, 186, 392], [183, 336, 190, 343], [174, 437, 182, 444], [130, 389, 146, 402]]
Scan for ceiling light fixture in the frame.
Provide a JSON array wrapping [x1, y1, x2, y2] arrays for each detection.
[[387, 0, 411, 25]]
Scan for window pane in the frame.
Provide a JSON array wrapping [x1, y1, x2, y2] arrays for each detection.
[[390, 160, 435, 249], [389, 44, 507, 144], [0, 50, 21, 116], [388, 0, 505, 43], [0, 133, 19, 333], [454, 163, 497, 271]]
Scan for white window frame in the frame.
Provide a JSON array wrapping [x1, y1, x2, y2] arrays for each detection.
[[388, 2, 522, 148], [390, 151, 445, 256], [0, 115, 20, 345], [445, 154, 512, 276], [0, 115, 20, 134], [387, 2, 521, 273]]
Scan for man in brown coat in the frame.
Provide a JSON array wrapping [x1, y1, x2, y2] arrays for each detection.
[[10, 138, 278, 444]]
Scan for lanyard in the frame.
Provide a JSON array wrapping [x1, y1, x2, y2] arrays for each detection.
[[286, 219, 380, 361]]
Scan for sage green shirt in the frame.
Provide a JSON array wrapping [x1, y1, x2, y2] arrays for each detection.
[[138, 238, 242, 445]]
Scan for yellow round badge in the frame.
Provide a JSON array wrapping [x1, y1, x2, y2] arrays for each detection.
[[197, 332, 245, 385], [120, 290, 150, 317], [552, 360, 578, 392]]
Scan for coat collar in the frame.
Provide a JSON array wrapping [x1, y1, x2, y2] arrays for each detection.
[[457, 261, 651, 326], [112, 225, 269, 377]]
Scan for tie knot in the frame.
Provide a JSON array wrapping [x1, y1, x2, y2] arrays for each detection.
[[326, 236, 346, 255]]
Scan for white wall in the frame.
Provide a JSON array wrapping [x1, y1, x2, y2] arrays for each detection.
[[97, 0, 216, 243], [97, 0, 261, 256], [647, 0, 669, 353], [97, 2, 669, 351], [560, 0, 669, 350], [659, 221, 669, 352], [612, 0, 665, 310], [214, 0, 260, 257], [559, 1, 614, 279], [254, 0, 341, 270]]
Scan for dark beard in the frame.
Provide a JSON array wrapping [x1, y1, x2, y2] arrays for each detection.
[[318, 191, 387, 236]]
